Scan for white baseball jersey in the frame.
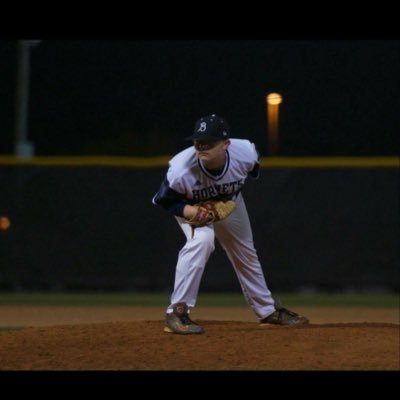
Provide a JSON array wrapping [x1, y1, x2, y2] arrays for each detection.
[[153, 139, 260, 215]]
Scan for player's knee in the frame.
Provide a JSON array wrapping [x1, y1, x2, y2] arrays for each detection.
[[193, 229, 215, 252]]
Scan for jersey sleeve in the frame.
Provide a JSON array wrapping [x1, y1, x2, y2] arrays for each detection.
[[152, 149, 195, 217]]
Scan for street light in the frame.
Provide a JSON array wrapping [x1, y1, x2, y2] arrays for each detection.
[[266, 92, 282, 155], [14, 40, 41, 158]]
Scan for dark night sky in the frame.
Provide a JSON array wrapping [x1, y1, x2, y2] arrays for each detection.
[[1, 40, 399, 156]]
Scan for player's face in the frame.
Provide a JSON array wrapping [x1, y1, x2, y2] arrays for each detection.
[[194, 139, 221, 152], [194, 139, 230, 164]]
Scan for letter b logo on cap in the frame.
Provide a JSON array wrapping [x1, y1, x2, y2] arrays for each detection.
[[198, 122, 207, 132]]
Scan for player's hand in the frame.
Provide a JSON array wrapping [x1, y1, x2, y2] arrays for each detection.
[[184, 205, 212, 226]]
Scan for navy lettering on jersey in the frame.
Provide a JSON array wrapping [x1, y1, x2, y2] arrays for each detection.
[[207, 186, 217, 197], [200, 188, 209, 198], [191, 179, 244, 201]]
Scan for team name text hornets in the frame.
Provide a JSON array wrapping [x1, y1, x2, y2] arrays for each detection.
[[192, 179, 244, 200]]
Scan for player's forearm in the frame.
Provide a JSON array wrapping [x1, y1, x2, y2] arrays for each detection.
[[153, 195, 186, 217]]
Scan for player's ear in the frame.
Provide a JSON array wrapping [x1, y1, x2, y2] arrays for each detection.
[[223, 139, 231, 149]]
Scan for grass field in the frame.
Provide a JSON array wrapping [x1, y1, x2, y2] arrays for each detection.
[[0, 291, 398, 307]]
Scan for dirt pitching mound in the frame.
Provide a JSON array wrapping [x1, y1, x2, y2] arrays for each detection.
[[0, 321, 398, 370]]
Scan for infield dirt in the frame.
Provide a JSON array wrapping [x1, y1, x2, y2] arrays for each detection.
[[0, 306, 398, 370]]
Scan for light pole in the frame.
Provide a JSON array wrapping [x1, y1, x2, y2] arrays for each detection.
[[14, 40, 40, 157], [266, 92, 282, 155]]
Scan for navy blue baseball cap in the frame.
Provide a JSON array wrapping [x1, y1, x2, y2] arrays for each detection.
[[184, 114, 231, 141]]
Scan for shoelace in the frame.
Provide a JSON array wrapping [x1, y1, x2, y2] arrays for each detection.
[[279, 308, 298, 316], [180, 314, 197, 325], [277, 308, 299, 321]]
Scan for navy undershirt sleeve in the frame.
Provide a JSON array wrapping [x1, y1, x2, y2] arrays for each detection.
[[249, 162, 260, 179], [153, 177, 187, 217]]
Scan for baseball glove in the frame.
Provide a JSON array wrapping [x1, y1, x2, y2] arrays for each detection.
[[186, 200, 236, 227]]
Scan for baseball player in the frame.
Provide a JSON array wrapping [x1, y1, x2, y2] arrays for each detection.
[[152, 114, 309, 334]]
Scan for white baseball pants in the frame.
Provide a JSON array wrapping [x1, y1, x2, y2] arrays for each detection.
[[167, 193, 275, 320]]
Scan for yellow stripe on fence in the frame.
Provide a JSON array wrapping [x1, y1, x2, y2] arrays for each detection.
[[258, 156, 399, 168], [0, 156, 170, 167], [0, 155, 398, 168]]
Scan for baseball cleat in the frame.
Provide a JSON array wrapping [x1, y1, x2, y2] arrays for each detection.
[[260, 307, 309, 326], [164, 302, 204, 334]]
